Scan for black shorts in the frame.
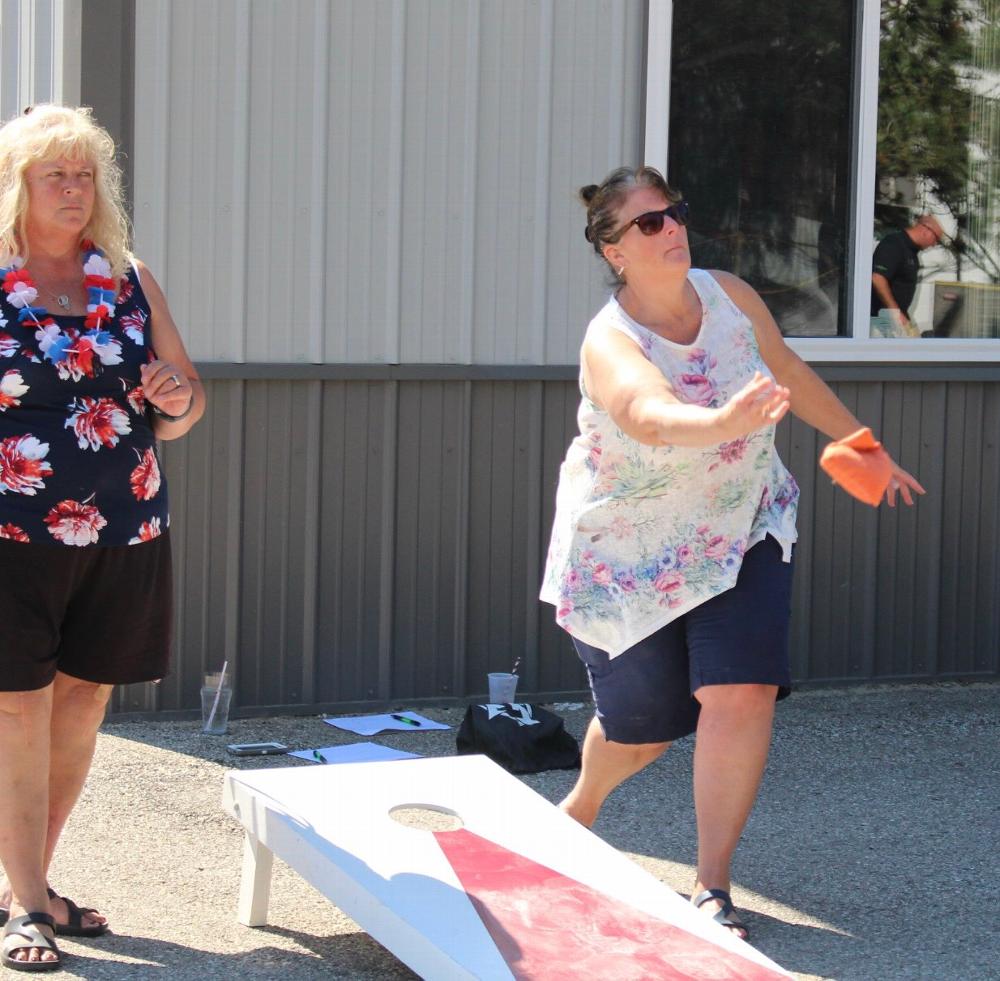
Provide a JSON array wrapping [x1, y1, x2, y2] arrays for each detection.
[[573, 535, 794, 744], [0, 532, 173, 692]]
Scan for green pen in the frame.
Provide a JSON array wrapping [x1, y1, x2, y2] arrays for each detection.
[[391, 714, 421, 727], [312, 749, 327, 763]]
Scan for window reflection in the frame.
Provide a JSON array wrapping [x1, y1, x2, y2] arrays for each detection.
[[668, 3, 854, 336], [873, 0, 1000, 338]]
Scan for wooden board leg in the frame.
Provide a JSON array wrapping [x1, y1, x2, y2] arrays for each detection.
[[238, 829, 274, 927]]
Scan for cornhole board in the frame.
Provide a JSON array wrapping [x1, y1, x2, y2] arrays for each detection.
[[223, 755, 791, 980]]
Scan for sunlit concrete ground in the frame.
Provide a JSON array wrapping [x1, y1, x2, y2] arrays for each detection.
[[16, 682, 998, 980]]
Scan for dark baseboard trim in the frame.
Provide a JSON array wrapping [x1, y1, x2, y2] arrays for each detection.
[[104, 675, 998, 722], [193, 362, 1000, 383], [105, 688, 594, 723], [195, 363, 579, 381]]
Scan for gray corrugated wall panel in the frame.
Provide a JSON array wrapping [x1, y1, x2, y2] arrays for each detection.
[[774, 413, 812, 681], [134, 0, 644, 366], [535, 381, 588, 692], [236, 381, 325, 709], [0, 0, 76, 118], [80, 0, 134, 198], [875, 382, 923, 678], [315, 382, 389, 704], [938, 383, 967, 675], [397, 0, 477, 364], [110, 375, 999, 720], [391, 382, 465, 699], [109, 380, 245, 716], [939, 382, 1000, 677], [911, 382, 947, 677], [467, 384, 516, 688], [977, 385, 1000, 674], [543, 0, 645, 363], [814, 382, 885, 681]]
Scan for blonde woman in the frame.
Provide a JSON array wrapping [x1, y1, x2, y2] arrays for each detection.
[[0, 105, 204, 971]]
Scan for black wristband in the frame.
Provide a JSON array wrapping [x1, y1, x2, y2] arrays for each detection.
[[151, 396, 194, 422]]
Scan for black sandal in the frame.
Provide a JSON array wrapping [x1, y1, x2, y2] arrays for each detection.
[[693, 888, 749, 939], [44, 889, 108, 938], [0, 892, 108, 939], [1, 912, 63, 972]]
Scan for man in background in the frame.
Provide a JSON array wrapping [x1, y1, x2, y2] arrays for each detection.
[[870, 215, 944, 336]]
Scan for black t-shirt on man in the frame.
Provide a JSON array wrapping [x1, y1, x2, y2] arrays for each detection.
[[870, 230, 920, 316]]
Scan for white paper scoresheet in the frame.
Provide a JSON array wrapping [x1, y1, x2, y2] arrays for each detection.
[[287, 742, 422, 765], [323, 712, 451, 735]]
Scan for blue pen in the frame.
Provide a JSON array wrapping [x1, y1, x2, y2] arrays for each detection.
[[312, 749, 327, 763], [390, 714, 421, 727]]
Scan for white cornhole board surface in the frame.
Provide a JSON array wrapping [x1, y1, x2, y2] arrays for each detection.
[[223, 755, 790, 980]]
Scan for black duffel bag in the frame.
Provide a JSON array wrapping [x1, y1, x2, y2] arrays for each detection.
[[456, 702, 581, 774]]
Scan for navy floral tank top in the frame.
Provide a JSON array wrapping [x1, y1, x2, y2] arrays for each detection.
[[0, 253, 169, 546]]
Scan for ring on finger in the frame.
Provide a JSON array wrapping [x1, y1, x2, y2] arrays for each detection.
[[170, 373, 181, 388]]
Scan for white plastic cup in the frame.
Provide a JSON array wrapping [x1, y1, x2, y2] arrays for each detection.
[[201, 672, 233, 734], [488, 672, 518, 704]]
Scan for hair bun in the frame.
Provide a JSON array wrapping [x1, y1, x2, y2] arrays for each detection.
[[579, 184, 600, 205]]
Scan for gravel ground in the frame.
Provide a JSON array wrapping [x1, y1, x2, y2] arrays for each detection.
[[14, 681, 998, 980]]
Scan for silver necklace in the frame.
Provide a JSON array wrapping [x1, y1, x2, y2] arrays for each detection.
[[42, 285, 72, 310], [34, 281, 73, 311]]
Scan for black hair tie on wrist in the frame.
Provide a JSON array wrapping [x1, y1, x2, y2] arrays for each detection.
[[151, 397, 194, 422]]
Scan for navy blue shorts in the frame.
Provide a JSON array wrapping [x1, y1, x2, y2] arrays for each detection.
[[0, 532, 173, 692], [573, 535, 794, 744]]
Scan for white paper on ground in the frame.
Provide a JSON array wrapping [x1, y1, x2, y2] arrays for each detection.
[[288, 742, 423, 764], [323, 712, 451, 735]]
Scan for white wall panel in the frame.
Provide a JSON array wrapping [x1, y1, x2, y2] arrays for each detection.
[[133, 0, 644, 365], [0, 0, 80, 120]]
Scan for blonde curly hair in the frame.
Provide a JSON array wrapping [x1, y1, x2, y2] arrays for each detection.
[[0, 104, 131, 278]]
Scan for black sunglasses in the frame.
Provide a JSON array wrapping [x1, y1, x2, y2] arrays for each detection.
[[606, 201, 690, 242]]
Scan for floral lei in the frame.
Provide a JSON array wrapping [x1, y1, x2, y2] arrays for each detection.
[[0, 242, 122, 380]]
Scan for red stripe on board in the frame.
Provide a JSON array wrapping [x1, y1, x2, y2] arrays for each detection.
[[434, 828, 786, 981]]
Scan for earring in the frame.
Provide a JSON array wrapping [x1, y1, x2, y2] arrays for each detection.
[[617, 265, 625, 276]]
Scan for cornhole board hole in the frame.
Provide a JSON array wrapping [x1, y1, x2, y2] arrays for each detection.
[[223, 755, 791, 980]]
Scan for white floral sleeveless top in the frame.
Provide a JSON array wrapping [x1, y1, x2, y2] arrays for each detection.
[[540, 269, 798, 657]]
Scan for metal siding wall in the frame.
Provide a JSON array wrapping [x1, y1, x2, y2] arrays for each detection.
[[79, 0, 133, 187], [315, 382, 391, 703], [132, 0, 644, 366], [391, 381, 466, 698], [465, 382, 549, 691], [110, 375, 1000, 716], [939, 383, 1000, 676], [535, 379, 585, 692], [0, 0, 79, 118], [117, 1, 999, 717], [784, 379, 1000, 686], [542, 0, 646, 364]]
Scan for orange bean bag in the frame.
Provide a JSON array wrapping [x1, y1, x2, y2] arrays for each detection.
[[819, 427, 892, 507]]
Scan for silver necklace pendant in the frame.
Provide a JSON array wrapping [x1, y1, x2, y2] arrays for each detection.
[[56, 294, 71, 310]]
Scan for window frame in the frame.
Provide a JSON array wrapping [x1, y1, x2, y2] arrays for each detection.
[[645, 0, 1000, 362]]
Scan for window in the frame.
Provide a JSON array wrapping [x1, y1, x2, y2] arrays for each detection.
[[872, 0, 1000, 339], [667, 2, 855, 337], [649, 0, 1000, 356]]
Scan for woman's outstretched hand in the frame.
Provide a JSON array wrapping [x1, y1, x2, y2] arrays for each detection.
[[718, 372, 790, 440], [884, 460, 925, 507]]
